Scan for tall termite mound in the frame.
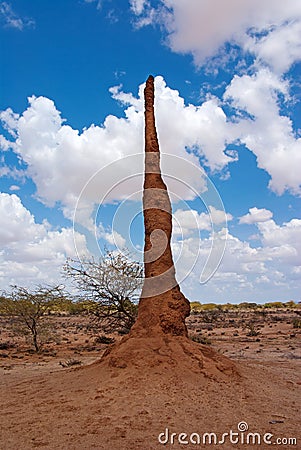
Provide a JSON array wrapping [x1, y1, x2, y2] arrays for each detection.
[[129, 74, 190, 338], [101, 76, 236, 378]]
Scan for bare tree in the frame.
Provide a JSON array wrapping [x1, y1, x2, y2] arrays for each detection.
[[64, 250, 143, 333], [2, 285, 66, 352]]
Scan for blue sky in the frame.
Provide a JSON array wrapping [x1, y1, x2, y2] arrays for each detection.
[[0, 0, 300, 303]]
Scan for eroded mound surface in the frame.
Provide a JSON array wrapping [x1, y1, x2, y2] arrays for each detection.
[[102, 333, 237, 381]]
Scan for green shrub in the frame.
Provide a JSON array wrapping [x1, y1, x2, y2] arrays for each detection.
[[264, 301, 284, 309], [200, 303, 218, 311], [238, 302, 258, 309], [285, 301, 295, 308], [190, 301, 203, 312]]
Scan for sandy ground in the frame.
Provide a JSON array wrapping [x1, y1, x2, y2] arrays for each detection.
[[0, 309, 300, 449]]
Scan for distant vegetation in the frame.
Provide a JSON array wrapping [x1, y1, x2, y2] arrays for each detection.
[[0, 261, 300, 352], [189, 300, 299, 313]]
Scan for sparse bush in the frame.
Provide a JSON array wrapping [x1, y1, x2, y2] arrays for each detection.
[[95, 335, 115, 344], [201, 310, 221, 323], [0, 342, 15, 350], [245, 322, 260, 336], [64, 249, 143, 333], [292, 318, 301, 329], [285, 301, 296, 309], [254, 309, 267, 318], [190, 334, 212, 345], [59, 358, 82, 367], [1, 285, 67, 352]]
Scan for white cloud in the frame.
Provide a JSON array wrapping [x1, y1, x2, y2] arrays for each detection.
[[0, 164, 26, 181], [172, 216, 301, 302], [0, 135, 13, 151], [84, 0, 103, 10], [112, 78, 235, 170], [224, 68, 301, 195], [173, 209, 210, 235], [209, 206, 233, 225], [0, 107, 19, 137], [0, 190, 299, 301], [1, 94, 146, 216], [129, 0, 149, 16], [103, 230, 126, 248], [173, 205, 232, 236], [97, 222, 126, 248], [2, 72, 300, 226], [0, 77, 238, 228], [257, 218, 301, 263], [244, 17, 301, 74], [255, 275, 270, 284], [0, 192, 89, 289], [133, 0, 301, 73], [225, 68, 288, 117], [157, 0, 262, 65], [0, 2, 23, 29], [129, 2, 301, 196], [9, 185, 20, 191], [239, 207, 273, 224], [172, 229, 258, 300], [0, 192, 37, 245], [0, 2, 34, 30], [129, 0, 156, 27]]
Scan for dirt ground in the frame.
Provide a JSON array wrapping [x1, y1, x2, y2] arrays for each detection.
[[0, 308, 300, 449]]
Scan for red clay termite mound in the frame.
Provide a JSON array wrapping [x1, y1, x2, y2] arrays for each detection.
[[130, 74, 190, 338], [100, 75, 236, 378]]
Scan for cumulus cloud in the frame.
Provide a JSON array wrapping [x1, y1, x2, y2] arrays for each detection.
[[112, 78, 235, 170], [0, 135, 13, 151], [0, 192, 299, 302], [97, 223, 126, 248], [173, 206, 232, 236], [129, 2, 301, 196], [239, 207, 273, 224], [154, 0, 262, 65], [244, 15, 301, 74], [0, 77, 239, 229], [172, 216, 301, 302], [0, 192, 38, 245], [257, 218, 301, 262], [1, 72, 300, 228], [131, 0, 301, 73], [173, 228, 260, 300], [224, 68, 301, 195], [0, 192, 89, 289]]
